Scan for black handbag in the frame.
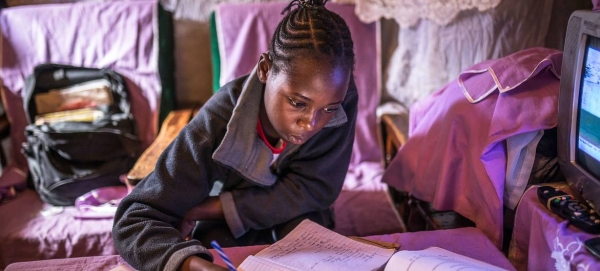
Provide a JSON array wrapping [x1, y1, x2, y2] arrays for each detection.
[[21, 64, 141, 206]]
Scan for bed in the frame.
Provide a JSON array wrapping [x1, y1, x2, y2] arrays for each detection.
[[0, 0, 162, 268]]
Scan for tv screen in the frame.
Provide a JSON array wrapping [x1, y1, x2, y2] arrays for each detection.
[[577, 36, 600, 180]]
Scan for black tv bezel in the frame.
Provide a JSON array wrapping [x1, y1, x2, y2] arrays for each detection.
[[558, 10, 600, 214]]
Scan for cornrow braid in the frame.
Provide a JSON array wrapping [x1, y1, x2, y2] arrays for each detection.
[[269, 0, 355, 75]]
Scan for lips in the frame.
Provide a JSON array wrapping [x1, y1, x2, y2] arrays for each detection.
[[287, 134, 304, 144]]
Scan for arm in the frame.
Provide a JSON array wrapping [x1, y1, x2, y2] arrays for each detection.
[[113, 125, 216, 271], [113, 79, 241, 271], [178, 196, 224, 239]]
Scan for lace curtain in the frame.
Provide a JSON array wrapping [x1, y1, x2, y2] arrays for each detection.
[[160, 0, 280, 21], [332, 0, 502, 27]]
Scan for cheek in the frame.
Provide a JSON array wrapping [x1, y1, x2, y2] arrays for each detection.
[[267, 99, 291, 126], [264, 92, 280, 117], [316, 113, 334, 128], [277, 109, 297, 126]]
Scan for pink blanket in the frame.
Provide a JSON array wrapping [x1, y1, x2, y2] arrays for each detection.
[[382, 47, 562, 248], [0, 189, 117, 268], [0, 0, 160, 188], [0, 0, 159, 267], [216, 2, 383, 190]]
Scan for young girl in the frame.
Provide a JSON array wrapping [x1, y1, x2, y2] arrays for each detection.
[[112, 1, 357, 270]]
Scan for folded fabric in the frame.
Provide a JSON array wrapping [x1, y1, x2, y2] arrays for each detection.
[[382, 47, 562, 248], [74, 173, 132, 219]]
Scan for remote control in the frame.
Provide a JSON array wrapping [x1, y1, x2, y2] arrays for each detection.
[[537, 186, 600, 234]]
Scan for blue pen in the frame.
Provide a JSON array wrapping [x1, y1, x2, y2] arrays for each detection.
[[211, 240, 237, 271]]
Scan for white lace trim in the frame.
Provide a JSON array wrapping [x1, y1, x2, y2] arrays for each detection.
[[159, 0, 280, 21], [551, 228, 591, 271], [332, 0, 502, 27]]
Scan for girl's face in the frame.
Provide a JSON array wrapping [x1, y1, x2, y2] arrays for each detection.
[[258, 53, 350, 145]]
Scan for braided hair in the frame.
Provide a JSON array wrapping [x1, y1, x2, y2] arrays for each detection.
[[269, 0, 355, 75]]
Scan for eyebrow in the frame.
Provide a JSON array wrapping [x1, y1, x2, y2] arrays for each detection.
[[292, 93, 343, 106]]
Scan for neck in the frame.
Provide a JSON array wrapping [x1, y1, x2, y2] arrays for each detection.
[[259, 98, 281, 146]]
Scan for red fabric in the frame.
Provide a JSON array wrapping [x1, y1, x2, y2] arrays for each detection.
[[256, 118, 286, 154]]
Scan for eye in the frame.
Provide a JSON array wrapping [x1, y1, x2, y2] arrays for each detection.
[[287, 97, 306, 109], [323, 107, 339, 114]]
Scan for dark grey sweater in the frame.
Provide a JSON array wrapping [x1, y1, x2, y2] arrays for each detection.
[[112, 66, 358, 271]]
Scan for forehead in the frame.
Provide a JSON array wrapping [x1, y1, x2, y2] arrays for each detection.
[[273, 57, 350, 100]]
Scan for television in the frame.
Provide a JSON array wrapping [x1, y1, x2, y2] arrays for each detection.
[[559, 10, 600, 216]]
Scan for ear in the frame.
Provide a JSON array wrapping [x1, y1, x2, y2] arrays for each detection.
[[257, 52, 271, 83]]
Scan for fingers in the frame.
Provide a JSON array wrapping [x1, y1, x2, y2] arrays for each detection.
[[179, 220, 196, 240]]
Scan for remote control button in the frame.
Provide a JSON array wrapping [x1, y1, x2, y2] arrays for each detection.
[[537, 186, 600, 234]]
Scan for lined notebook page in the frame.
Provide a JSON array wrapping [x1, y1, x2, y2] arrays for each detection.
[[383, 247, 508, 271], [238, 219, 395, 271], [238, 256, 291, 271]]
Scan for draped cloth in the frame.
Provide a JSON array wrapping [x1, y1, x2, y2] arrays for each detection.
[[382, 47, 562, 248]]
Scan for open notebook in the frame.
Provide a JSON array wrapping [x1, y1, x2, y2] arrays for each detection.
[[237, 219, 507, 271], [384, 247, 508, 271], [238, 219, 397, 271]]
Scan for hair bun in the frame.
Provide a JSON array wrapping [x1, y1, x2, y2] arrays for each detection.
[[299, 0, 327, 8], [282, 0, 328, 14]]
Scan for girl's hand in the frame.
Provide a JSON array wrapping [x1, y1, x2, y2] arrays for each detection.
[[178, 256, 230, 271], [178, 196, 224, 239], [178, 216, 197, 239]]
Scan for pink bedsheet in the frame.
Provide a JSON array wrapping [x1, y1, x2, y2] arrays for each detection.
[[0, 0, 159, 268], [216, 2, 383, 190], [333, 190, 404, 237], [0, 189, 117, 269], [5, 227, 516, 271], [382, 47, 562, 248]]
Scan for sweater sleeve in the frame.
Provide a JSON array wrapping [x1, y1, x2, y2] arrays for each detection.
[[112, 124, 216, 271], [221, 84, 359, 237], [112, 85, 238, 271]]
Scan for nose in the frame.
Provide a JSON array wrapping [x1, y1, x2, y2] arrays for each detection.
[[298, 111, 319, 131]]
